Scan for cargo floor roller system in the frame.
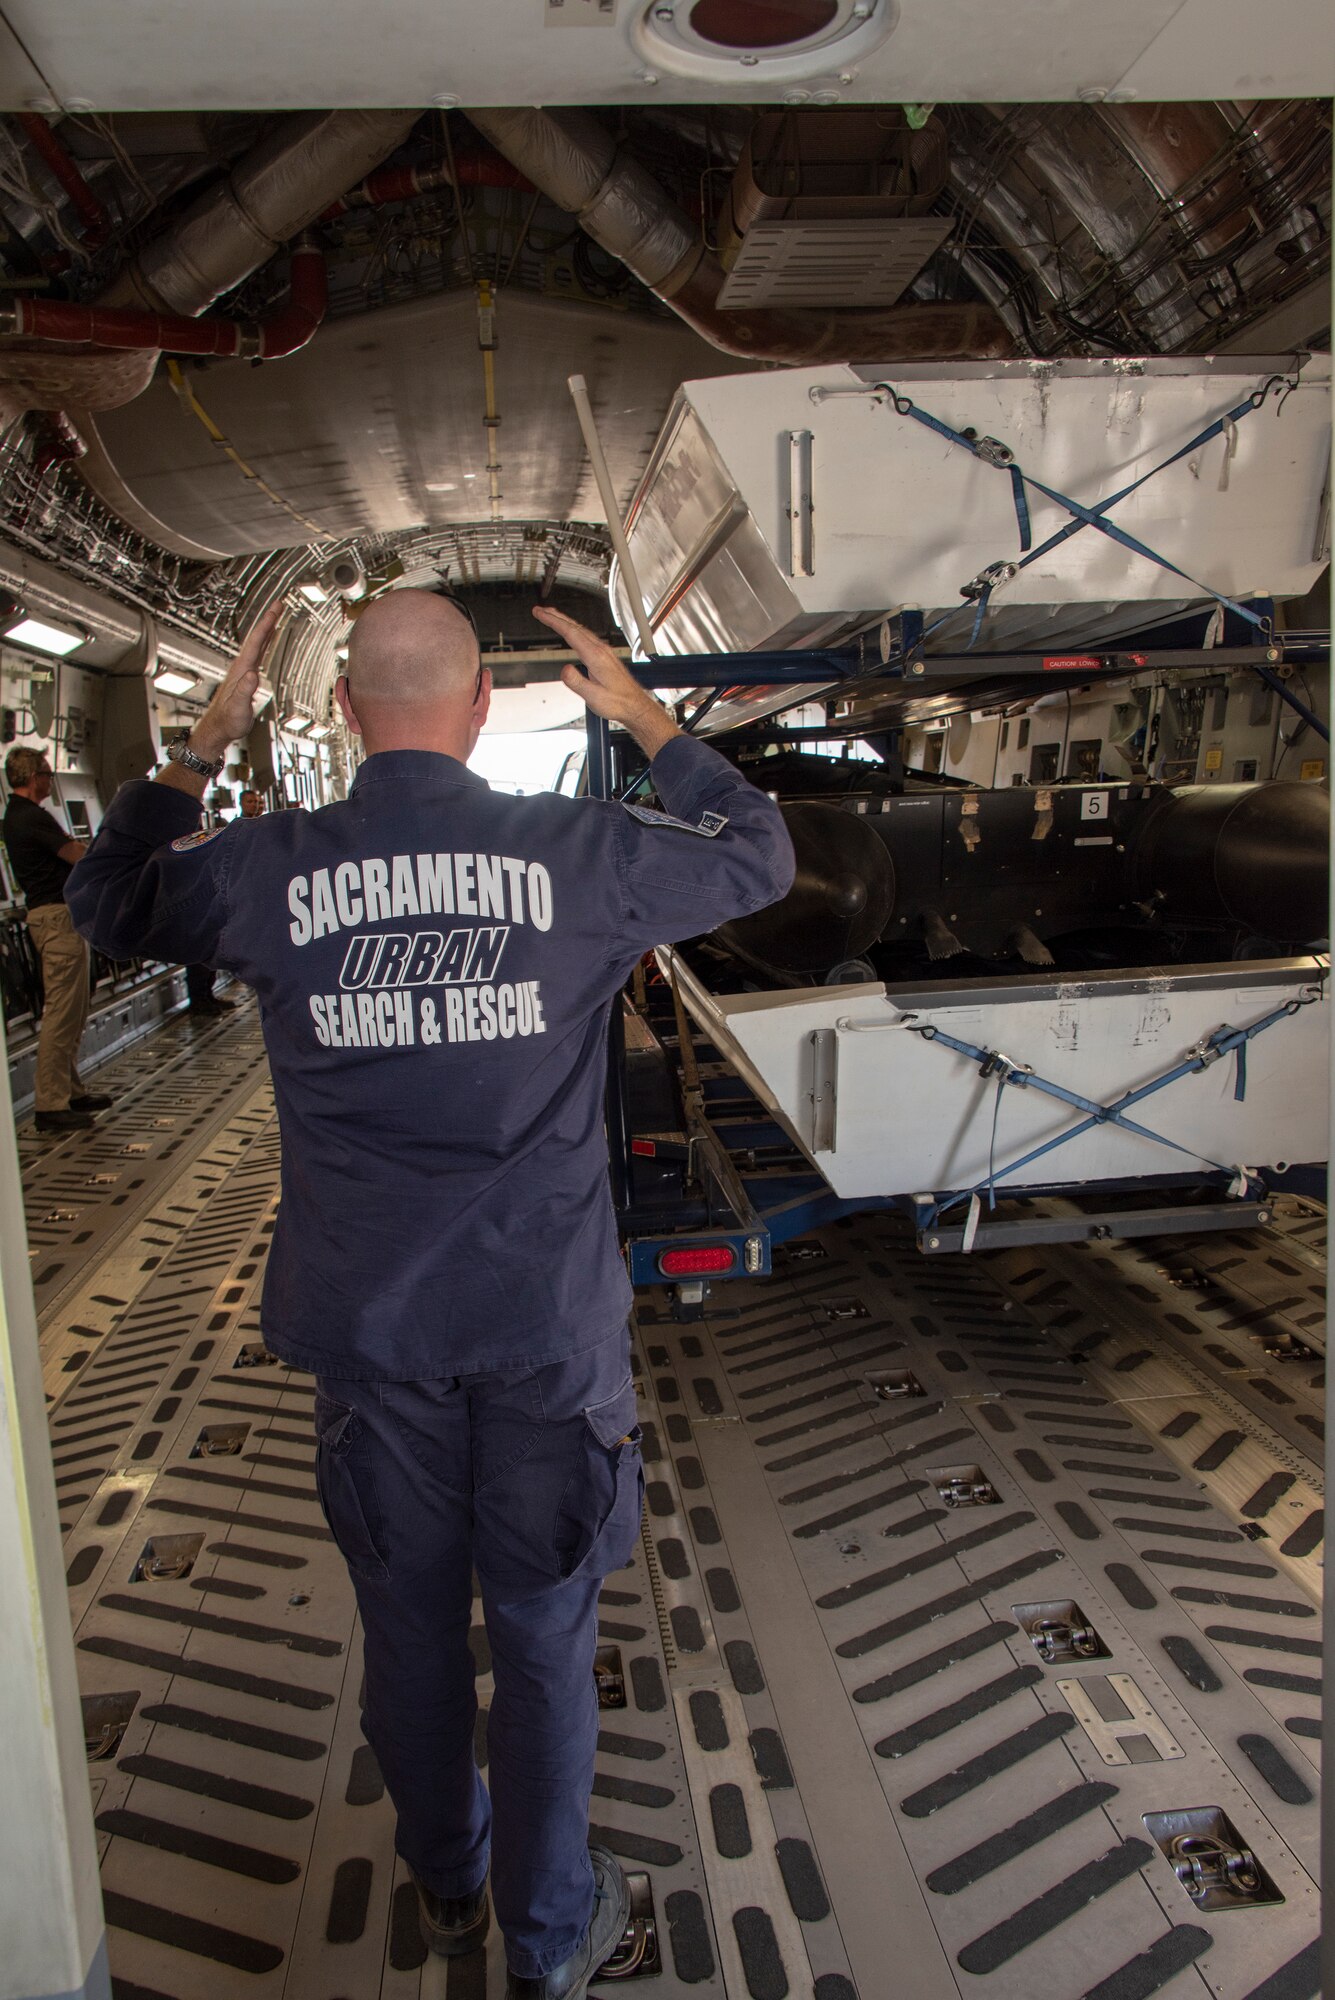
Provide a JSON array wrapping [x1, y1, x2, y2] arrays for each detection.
[[593, 354, 1331, 1290]]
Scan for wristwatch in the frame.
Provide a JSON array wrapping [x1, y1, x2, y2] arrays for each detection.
[[167, 736, 224, 778]]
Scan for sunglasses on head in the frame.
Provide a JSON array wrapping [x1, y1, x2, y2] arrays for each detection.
[[429, 587, 485, 702]]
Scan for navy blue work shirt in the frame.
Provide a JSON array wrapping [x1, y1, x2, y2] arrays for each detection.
[[66, 737, 794, 1380]]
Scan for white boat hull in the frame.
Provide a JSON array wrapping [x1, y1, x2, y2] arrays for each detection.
[[665, 952, 1328, 1202]]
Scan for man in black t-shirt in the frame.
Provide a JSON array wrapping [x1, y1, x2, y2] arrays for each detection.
[[2, 748, 111, 1130]]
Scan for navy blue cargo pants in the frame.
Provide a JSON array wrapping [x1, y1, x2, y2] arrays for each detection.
[[313, 1329, 643, 1980]]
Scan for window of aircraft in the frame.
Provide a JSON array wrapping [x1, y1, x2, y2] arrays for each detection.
[[689, 0, 839, 47]]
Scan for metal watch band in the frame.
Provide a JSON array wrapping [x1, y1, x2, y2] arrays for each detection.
[[167, 738, 223, 778]]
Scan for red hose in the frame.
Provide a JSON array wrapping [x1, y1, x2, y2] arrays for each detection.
[[321, 148, 533, 219], [18, 113, 111, 246], [5, 242, 328, 359], [254, 241, 328, 358], [447, 147, 535, 193], [9, 297, 243, 354]]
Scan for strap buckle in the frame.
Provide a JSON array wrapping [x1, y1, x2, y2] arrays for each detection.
[[964, 430, 1016, 468], [960, 560, 1018, 602]]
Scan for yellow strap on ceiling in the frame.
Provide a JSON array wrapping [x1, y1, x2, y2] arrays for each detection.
[[477, 279, 502, 526], [166, 359, 332, 543]]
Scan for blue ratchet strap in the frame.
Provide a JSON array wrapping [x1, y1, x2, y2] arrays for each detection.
[[884, 378, 1290, 647], [922, 1023, 1234, 1189], [1015, 465, 1271, 632], [895, 399, 1033, 552], [916, 992, 1315, 1221], [1003, 391, 1265, 585], [1010, 465, 1031, 551]]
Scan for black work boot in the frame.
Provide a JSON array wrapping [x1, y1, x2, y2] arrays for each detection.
[[505, 1847, 631, 1999], [34, 1107, 95, 1132], [410, 1871, 490, 1956]]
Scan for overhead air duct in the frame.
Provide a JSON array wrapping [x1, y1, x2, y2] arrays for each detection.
[[466, 106, 1011, 362], [0, 108, 419, 422], [715, 108, 954, 311], [0, 235, 328, 359], [107, 107, 420, 318]]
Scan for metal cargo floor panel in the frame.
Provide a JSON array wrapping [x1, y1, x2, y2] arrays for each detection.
[[40, 1007, 1322, 1997]]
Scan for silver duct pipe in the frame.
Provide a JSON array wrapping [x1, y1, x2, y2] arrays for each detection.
[[468, 107, 702, 296], [109, 108, 421, 316], [0, 110, 420, 433], [467, 106, 1012, 362], [36, 110, 420, 556]]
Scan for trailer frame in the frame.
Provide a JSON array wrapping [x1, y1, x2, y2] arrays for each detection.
[[586, 615, 1329, 1292]]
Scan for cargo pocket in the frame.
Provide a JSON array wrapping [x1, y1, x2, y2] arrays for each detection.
[[313, 1393, 389, 1583], [553, 1380, 644, 1582]]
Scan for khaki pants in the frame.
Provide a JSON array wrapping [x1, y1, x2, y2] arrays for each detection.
[[26, 902, 89, 1112]]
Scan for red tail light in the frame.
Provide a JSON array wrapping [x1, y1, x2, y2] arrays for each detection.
[[658, 1246, 736, 1276]]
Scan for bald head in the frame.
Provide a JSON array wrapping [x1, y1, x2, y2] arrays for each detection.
[[345, 589, 480, 708], [337, 588, 489, 759]]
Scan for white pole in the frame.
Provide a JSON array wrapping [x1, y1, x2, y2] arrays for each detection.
[[0, 1035, 110, 1999], [567, 373, 658, 660]]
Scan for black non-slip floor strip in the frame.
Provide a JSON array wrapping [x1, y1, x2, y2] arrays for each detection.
[[95, 1808, 301, 1884], [102, 1890, 284, 1975], [898, 1713, 1076, 1820], [1080, 1926, 1216, 2000], [874, 1665, 1044, 1760], [955, 1839, 1155, 1976], [840, 1548, 1064, 1663], [925, 1782, 1120, 1896]]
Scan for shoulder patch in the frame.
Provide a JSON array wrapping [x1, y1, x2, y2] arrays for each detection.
[[622, 802, 729, 839], [170, 826, 226, 853]]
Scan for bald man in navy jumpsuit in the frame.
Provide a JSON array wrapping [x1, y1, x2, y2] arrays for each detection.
[[67, 591, 795, 1999]]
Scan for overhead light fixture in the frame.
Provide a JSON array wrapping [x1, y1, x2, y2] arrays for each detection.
[[153, 668, 199, 697], [425, 481, 457, 493], [283, 712, 312, 735], [306, 721, 334, 741], [323, 555, 364, 598], [296, 575, 329, 606], [3, 611, 89, 657]]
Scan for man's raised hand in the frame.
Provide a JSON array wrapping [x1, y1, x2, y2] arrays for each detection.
[[532, 605, 679, 757], [193, 603, 284, 761]]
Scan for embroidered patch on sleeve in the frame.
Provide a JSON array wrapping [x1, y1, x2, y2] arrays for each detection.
[[170, 827, 225, 852], [622, 802, 729, 838]]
